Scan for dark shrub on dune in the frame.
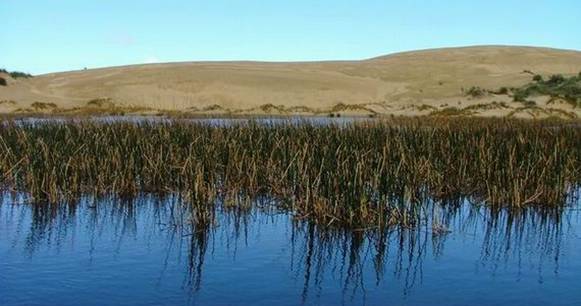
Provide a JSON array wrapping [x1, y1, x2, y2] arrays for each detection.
[[8, 71, 33, 79], [546, 74, 566, 86], [512, 73, 581, 107], [0, 68, 33, 79], [0, 77, 7, 86]]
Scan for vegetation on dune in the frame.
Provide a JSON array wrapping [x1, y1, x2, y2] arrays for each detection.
[[86, 97, 115, 108], [0, 118, 579, 228], [512, 73, 581, 107], [0, 77, 7, 86], [494, 87, 509, 95], [464, 86, 509, 98], [0, 68, 33, 79], [31, 102, 58, 110], [463, 101, 510, 111], [465, 86, 488, 98], [429, 107, 474, 116]]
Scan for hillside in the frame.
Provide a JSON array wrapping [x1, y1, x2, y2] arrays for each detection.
[[1, 45, 581, 118]]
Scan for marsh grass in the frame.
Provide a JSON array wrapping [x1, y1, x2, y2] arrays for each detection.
[[0, 117, 579, 228]]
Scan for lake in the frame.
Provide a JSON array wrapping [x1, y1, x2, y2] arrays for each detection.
[[1, 194, 580, 306]]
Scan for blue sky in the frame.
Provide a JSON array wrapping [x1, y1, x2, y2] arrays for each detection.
[[2, 0, 580, 74]]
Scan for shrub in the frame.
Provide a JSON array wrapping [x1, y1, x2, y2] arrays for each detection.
[[9, 71, 33, 79], [510, 73, 581, 105], [533, 75, 543, 82], [87, 98, 115, 108], [466, 86, 487, 98], [495, 87, 509, 95], [430, 107, 469, 116], [0, 68, 33, 79], [0, 77, 6, 86], [513, 90, 528, 102], [546, 74, 565, 86], [1, 69, 33, 79], [31, 102, 57, 110]]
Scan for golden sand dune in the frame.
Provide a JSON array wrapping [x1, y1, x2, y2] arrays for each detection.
[[1, 46, 581, 118]]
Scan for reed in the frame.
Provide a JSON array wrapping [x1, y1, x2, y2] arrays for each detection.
[[0, 117, 579, 228]]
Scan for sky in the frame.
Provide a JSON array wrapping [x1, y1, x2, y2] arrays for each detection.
[[2, 0, 581, 74]]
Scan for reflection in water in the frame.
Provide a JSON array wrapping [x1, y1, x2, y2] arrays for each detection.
[[1, 193, 580, 306]]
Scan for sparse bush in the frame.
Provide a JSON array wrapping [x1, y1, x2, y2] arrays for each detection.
[[513, 90, 528, 102], [466, 86, 487, 98], [0, 77, 6, 86], [9, 71, 33, 79], [533, 75, 543, 82], [510, 74, 581, 107], [430, 107, 470, 116], [87, 98, 115, 108], [0, 68, 33, 79], [203, 104, 223, 111], [463, 101, 510, 111], [417, 104, 436, 111], [31, 102, 57, 110], [495, 87, 509, 95], [546, 74, 565, 86]]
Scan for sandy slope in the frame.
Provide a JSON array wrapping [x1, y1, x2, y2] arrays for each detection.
[[1, 45, 581, 118]]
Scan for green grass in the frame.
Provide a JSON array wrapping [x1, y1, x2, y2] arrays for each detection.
[[512, 73, 581, 107], [0, 118, 579, 228]]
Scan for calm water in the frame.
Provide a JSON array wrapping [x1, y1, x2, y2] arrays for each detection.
[[1, 195, 580, 306], [9, 116, 372, 127]]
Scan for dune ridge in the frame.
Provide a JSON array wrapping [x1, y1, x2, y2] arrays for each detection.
[[1, 45, 581, 119]]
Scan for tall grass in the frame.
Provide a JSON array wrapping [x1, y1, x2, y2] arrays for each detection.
[[0, 117, 579, 227]]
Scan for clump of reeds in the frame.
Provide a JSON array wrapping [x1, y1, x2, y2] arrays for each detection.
[[0, 117, 579, 228]]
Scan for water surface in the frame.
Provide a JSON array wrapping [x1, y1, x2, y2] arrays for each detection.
[[1, 195, 580, 306], [8, 116, 372, 127]]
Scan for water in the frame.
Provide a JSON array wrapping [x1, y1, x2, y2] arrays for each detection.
[[8, 116, 372, 127], [1, 195, 580, 306]]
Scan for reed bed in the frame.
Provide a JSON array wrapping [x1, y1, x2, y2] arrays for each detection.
[[0, 117, 579, 228]]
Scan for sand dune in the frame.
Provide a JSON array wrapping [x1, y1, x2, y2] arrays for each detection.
[[1, 45, 581, 118]]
